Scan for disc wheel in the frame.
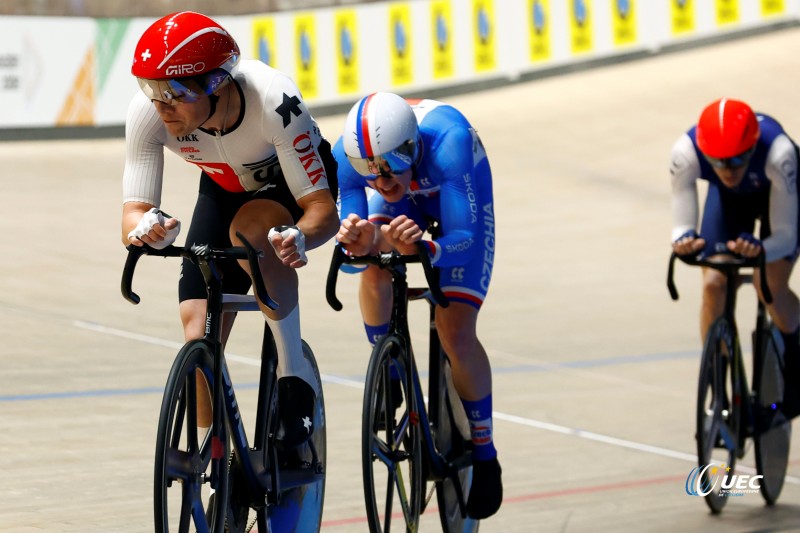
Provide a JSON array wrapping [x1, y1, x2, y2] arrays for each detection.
[[263, 340, 327, 532], [435, 355, 479, 532], [754, 325, 791, 505]]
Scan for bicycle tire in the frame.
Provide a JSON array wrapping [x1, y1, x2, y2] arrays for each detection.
[[154, 340, 229, 533], [435, 354, 479, 533], [362, 334, 423, 533], [694, 316, 743, 513], [754, 324, 791, 505]]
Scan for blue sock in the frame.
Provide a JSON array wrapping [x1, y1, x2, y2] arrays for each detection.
[[365, 323, 399, 380], [364, 323, 389, 346], [461, 395, 497, 461]]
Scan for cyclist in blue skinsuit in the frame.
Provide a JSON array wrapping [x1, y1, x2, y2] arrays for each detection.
[[670, 98, 800, 417], [334, 92, 502, 519]]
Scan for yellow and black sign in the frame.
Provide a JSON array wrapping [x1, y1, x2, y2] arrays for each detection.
[[431, 0, 454, 80], [761, 0, 785, 16], [473, 0, 496, 72], [294, 13, 318, 99], [528, 0, 551, 63], [671, 0, 695, 36], [389, 3, 413, 87], [253, 17, 277, 68], [335, 9, 358, 95], [612, 0, 637, 47], [716, 0, 740, 26], [569, 0, 593, 55]]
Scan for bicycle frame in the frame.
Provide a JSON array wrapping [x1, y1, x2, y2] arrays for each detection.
[[326, 242, 468, 497], [122, 236, 324, 526]]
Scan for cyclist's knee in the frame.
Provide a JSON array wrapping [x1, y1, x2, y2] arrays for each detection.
[[702, 270, 727, 301], [436, 306, 479, 357], [230, 200, 292, 246], [180, 299, 206, 341], [360, 266, 392, 300]]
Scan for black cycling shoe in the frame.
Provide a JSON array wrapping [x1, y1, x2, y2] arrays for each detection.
[[466, 456, 503, 520], [782, 353, 800, 419], [275, 376, 316, 451]]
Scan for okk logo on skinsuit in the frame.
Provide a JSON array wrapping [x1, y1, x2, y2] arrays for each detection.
[[685, 463, 762, 498]]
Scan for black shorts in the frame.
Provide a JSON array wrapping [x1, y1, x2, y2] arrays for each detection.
[[178, 140, 338, 302]]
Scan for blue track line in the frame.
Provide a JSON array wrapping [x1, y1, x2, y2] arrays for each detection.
[[0, 350, 702, 403]]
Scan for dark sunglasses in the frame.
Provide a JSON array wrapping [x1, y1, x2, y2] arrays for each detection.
[[347, 140, 417, 177], [703, 146, 756, 169]]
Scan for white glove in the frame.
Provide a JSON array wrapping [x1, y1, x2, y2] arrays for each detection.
[[127, 208, 181, 250], [268, 225, 307, 265]]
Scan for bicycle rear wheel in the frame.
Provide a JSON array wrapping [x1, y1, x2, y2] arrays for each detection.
[[435, 355, 479, 533], [154, 340, 229, 533], [693, 317, 743, 513], [754, 324, 791, 505], [362, 334, 423, 532], [264, 339, 327, 532]]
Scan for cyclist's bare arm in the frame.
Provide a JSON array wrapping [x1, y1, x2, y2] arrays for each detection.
[[294, 189, 339, 250]]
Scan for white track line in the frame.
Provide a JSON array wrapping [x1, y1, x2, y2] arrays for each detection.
[[74, 319, 800, 484]]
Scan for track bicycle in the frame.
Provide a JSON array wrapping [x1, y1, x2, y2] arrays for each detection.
[[326, 241, 478, 532], [668, 251, 791, 513], [121, 233, 326, 533]]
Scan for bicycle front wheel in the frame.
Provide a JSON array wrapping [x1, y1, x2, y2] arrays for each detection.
[[754, 325, 791, 505], [435, 354, 479, 533], [362, 334, 423, 533], [154, 340, 229, 533], [694, 317, 743, 514]]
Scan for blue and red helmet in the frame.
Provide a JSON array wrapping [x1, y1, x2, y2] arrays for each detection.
[[342, 92, 420, 176]]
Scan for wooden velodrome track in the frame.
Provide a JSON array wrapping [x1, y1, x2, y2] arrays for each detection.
[[3, 26, 800, 533]]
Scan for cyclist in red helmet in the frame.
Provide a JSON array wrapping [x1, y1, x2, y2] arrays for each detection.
[[671, 98, 800, 416], [121, 12, 339, 448]]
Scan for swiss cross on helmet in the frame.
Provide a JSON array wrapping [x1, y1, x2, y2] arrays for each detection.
[[343, 92, 420, 177], [132, 11, 240, 104], [696, 98, 760, 168]]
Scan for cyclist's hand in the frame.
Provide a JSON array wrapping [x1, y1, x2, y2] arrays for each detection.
[[672, 230, 705, 257], [336, 214, 376, 256], [128, 208, 181, 249], [268, 225, 307, 268], [381, 215, 423, 254], [727, 232, 763, 258]]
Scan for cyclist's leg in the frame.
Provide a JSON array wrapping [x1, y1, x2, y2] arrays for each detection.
[[434, 198, 502, 520], [230, 194, 318, 449], [357, 189, 413, 343], [756, 203, 800, 416], [758, 258, 800, 416], [179, 175, 248, 429]]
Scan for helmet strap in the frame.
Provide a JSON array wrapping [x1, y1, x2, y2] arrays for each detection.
[[205, 93, 219, 123]]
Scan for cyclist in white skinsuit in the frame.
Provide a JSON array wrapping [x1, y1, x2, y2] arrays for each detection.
[[670, 98, 800, 417], [122, 11, 338, 449]]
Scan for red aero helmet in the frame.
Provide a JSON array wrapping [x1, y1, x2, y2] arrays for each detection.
[[696, 98, 760, 159], [131, 11, 240, 81]]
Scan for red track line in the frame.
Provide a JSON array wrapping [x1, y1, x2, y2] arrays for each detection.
[[320, 474, 685, 528]]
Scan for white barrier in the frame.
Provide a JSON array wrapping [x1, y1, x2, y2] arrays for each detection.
[[0, 0, 797, 129]]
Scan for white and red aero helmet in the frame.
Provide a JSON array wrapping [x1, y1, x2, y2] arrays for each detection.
[[343, 92, 420, 176], [132, 11, 240, 103]]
